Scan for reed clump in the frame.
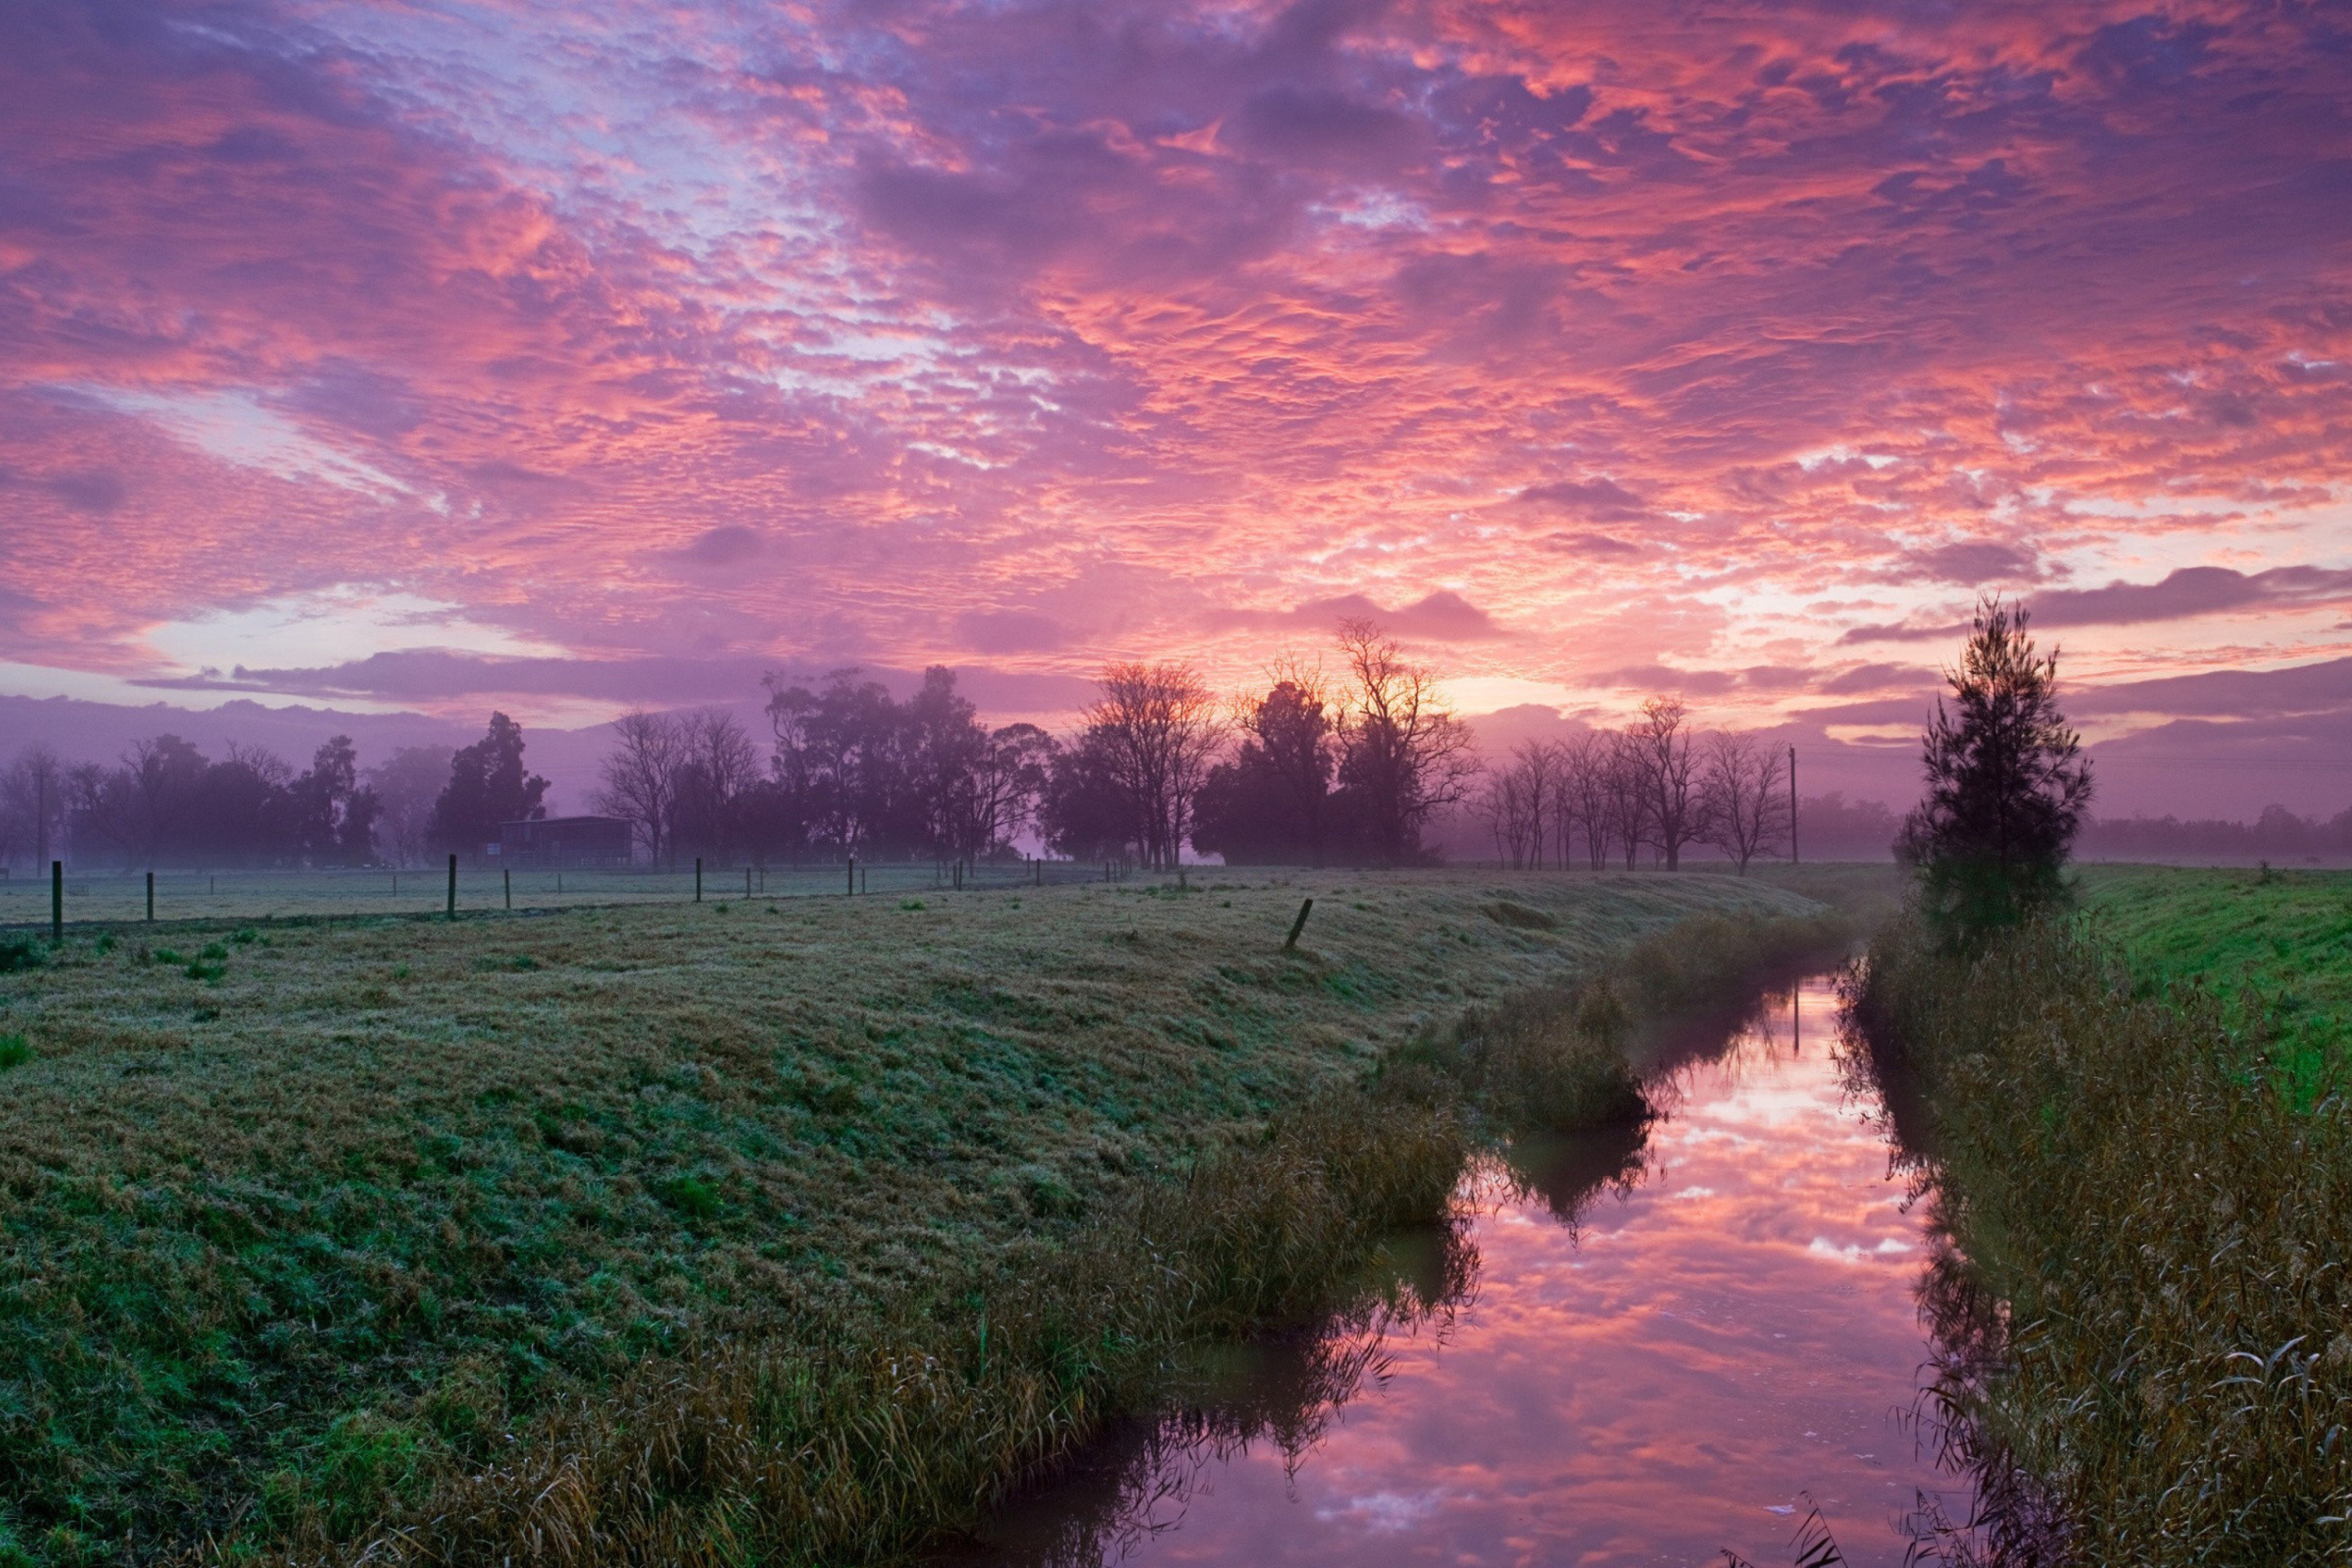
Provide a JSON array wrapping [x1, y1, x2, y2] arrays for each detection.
[[1849, 914, 2352, 1566], [1619, 908, 1855, 1016], [1390, 909, 1855, 1138]]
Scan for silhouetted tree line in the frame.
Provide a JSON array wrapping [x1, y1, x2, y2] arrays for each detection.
[[2078, 804, 2352, 860], [590, 620, 1480, 869], [1469, 701, 1793, 872], [594, 668, 1054, 866], [8, 734, 381, 868], [19, 608, 2333, 877], [1192, 621, 1479, 866], [0, 714, 547, 869]]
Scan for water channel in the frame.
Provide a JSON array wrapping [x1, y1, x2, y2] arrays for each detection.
[[953, 974, 1971, 1567]]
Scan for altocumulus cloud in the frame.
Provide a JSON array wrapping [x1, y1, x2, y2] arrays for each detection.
[[0, 0, 2346, 740]]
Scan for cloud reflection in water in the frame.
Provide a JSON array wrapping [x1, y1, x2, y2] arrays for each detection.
[[961, 977, 1969, 1568]]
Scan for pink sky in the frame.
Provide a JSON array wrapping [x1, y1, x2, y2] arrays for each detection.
[[2, 0, 2349, 814]]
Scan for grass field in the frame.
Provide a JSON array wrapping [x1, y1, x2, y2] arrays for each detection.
[[0, 866, 1820, 1564], [0, 860, 1101, 928], [2079, 864, 2352, 1100], [1850, 864, 2352, 1564]]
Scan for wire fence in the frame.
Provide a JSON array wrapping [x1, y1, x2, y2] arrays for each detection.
[[0, 856, 1143, 933]]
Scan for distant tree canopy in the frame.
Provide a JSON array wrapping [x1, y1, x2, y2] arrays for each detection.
[[364, 745, 456, 867], [0, 746, 66, 869], [1900, 597, 2095, 942], [1469, 716, 1801, 873], [51, 733, 379, 868], [430, 713, 549, 859], [2078, 805, 2352, 861], [1191, 624, 1477, 866], [1192, 672, 1335, 865], [581, 667, 1056, 866]]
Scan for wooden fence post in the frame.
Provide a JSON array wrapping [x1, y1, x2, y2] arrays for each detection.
[[446, 854, 457, 920], [695, 857, 703, 903], [51, 861, 62, 945], [146, 870, 154, 923], [1284, 898, 1314, 951], [847, 857, 856, 896], [504, 867, 512, 910]]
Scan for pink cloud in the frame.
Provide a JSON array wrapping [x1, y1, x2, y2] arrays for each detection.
[[0, 0, 2346, 815]]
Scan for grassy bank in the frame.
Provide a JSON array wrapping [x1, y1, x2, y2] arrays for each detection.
[[2080, 864, 2352, 1102], [0, 869, 1815, 1564], [1850, 906, 2352, 1565]]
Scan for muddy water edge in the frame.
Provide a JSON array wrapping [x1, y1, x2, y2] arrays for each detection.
[[942, 969, 1975, 1568]]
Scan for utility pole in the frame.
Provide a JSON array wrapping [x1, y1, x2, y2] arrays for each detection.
[[1788, 745, 1799, 866]]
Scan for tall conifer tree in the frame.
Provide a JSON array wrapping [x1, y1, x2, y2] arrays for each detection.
[[1900, 597, 2095, 942]]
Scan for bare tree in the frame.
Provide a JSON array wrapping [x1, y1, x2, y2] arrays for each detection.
[[1477, 768, 1532, 867], [1601, 734, 1650, 868], [1515, 739, 1557, 869], [1481, 739, 1558, 868], [1334, 619, 1481, 863], [0, 746, 65, 869], [1700, 728, 1788, 874], [673, 710, 760, 860], [1085, 661, 1226, 870], [1627, 697, 1703, 869], [594, 710, 688, 866], [1555, 733, 1612, 871]]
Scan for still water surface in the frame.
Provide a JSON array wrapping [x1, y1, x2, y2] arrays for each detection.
[[962, 977, 1970, 1567]]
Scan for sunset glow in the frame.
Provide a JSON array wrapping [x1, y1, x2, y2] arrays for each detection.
[[4, 1, 2349, 811]]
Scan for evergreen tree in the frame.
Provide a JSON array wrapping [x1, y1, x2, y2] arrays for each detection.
[[1900, 597, 2094, 943], [430, 713, 549, 859]]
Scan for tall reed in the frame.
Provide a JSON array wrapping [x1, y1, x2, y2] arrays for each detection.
[[1848, 915, 2352, 1566]]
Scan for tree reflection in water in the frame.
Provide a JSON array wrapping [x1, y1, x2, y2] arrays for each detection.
[[1837, 975, 2071, 1567]]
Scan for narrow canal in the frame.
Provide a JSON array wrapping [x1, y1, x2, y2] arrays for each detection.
[[956, 974, 1972, 1566]]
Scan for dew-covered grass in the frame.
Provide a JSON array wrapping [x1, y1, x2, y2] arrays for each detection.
[[0, 869, 1815, 1563]]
